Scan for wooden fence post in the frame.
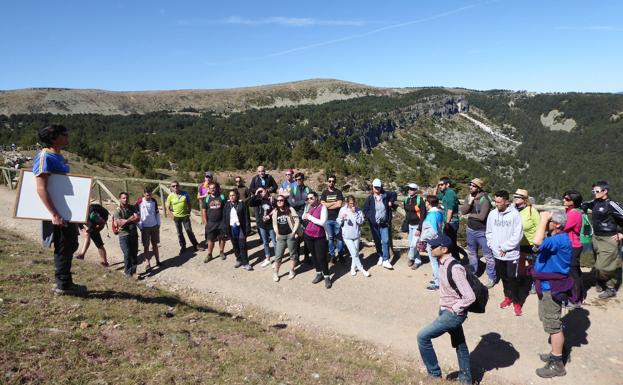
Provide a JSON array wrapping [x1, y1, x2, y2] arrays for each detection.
[[159, 183, 167, 218]]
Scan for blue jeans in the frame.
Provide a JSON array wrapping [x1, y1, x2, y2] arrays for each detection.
[[325, 219, 343, 258], [370, 223, 389, 261], [466, 227, 495, 279], [417, 310, 472, 384], [428, 244, 439, 286], [119, 234, 138, 276], [258, 227, 277, 258], [407, 224, 421, 263]]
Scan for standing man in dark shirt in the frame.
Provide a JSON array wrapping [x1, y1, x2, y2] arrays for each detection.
[[202, 182, 226, 262], [459, 178, 494, 284], [112, 192, 140, 278], [234, 176, 250, 202], [249, 165, 278, 195], [436, 177, 461, 260], [321, 175, 345, 263], [404, 183, 427, 269]]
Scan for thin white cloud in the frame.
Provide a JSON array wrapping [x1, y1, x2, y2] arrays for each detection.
[[223, 16, 367, 27], [555, 25, 623, 31]]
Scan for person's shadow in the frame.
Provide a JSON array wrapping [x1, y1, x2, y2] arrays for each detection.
[[560, 307, 590, 364], [468, 332, 520, 384]]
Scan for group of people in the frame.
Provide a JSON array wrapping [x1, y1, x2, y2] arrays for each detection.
[[32, 124, 623, 383]]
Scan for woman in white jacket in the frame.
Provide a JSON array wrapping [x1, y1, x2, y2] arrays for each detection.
[[337, 196, 370, 277]]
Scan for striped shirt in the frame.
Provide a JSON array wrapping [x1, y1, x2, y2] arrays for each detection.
[[438, 256, 476, 315]]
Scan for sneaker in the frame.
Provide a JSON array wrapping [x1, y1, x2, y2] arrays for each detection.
[[362, 270, 371, 277], [499, 297, 513, 309], [598, 288, 617, 299], [288, 270, 296, 280], [485, 279, 496, 289], [203, 254, 212, 263], [536, 358, 566, 378], [382, 260, 394, 270], [411, 262, 422, 271], [312, 273, 323, 284], [513, 303, 522, 316], [426, 284, 439, 291], [351, 269, 357, 276], [242, 264, 254, 271], [234, 261, 243, 268], [260, 258, 271, 268], [407, 259, 415, 267], [324, 276, 332, 289], [273, 272, 280, 282], [220, 251, 226, 260], [377, 258, 383, 266]]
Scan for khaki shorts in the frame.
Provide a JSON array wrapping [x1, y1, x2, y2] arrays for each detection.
[[538, 291, 562, 334], [141, 225, 160, 248]]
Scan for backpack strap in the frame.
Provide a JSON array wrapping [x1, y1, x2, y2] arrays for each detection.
[[446, 259, 463, 298]]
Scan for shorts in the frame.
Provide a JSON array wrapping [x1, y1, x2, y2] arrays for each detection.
[[141, 225, 160, 248], [90, 230, 105, 249], [538, 291, 562, 334], [205, 222, 225, 241]]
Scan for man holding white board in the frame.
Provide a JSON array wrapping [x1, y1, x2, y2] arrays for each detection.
[[33, 124, 86, 295]]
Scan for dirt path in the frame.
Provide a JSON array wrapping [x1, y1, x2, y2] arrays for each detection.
[[2, 186, 622, 385]]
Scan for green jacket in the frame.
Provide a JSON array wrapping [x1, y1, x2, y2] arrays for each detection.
[[518, 205, 540, 246]]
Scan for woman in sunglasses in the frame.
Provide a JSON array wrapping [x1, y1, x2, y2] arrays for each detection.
[[272, 195, 300, 281], [302, 192, 332, 288], [562, 190, 585, 304]]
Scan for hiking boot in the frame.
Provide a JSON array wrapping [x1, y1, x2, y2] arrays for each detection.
[[219, 251, 226, 260], [204, 254, 212, 263], [539, 353, 551, 363], [499, 297, 513, 308], [513, 303, 522, 316], [595, 285, 604, 293], [598, 288, 617, 299], [485, 279, 496, 289], [407, 259, 415, 267], [324, 276, 332, 289], [312, 273, 323, 284], [536, 359, 566, 378]]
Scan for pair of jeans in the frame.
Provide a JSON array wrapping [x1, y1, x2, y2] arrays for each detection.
[[258, 227, 277, 258], [417, 309, 472, 384], [369, 223, 390, 261], [325, 219, 343, 258], [53, 223, 79, 289], [428, 244, 439, 286], [304, 234, 329, 276], [230, 225, 248, 265], [119, 233, 138, 276], [173, 216, 198, 249], [343, 238, 365, 272], [466, 227, 494, 279], [407, 224, 421, 263], [275, 233, 298, 263]]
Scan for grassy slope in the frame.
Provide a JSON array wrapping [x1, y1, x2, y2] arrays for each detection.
[[0, 229, 429, 385]]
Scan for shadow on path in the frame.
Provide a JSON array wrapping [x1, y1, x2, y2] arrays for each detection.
[[561, 307, 590, 364], [469, 332, 520, 384]]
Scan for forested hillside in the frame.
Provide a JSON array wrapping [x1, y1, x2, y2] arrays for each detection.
[[1, 86, 622, 199]]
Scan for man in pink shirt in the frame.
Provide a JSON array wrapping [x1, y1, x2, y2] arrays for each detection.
[[417, 235, 475, 384]]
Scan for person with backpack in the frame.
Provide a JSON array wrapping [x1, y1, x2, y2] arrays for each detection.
[[137, 187, 161, 270], [486, 190, 524, 316], [76, 202, 110, 267], [202, 182, 227, 262], [531, 209, 574, 378], [562, 190, 586, 304], [403, 183, 427, 270], [272, 195, 300, 281], [514, 189, 541, 279], [112, 192, 140, 278], [417, 234, 474, 385], [459, 178, 494, 282], [581, 180, 623, 299]]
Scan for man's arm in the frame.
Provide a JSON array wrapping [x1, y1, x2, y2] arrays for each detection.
[[533, 211, 552, 247], [35, 174, 64, 225]]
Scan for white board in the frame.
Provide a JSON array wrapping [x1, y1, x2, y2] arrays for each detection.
[[13, 170, 93, 223]]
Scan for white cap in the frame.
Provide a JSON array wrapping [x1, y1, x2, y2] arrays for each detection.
[[372, 178, 382, 188], [407, 183, 418, 190]]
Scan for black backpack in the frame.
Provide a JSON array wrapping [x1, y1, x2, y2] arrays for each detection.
[[90, 203, 109, 223], [446, 260, 489, 313]]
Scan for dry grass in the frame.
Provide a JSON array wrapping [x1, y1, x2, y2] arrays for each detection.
[[0, 229, 437, 385]]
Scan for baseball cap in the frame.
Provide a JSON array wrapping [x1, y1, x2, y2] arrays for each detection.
[[372, 178, 382, 188], [407, 183, 418, 190], [428, 235, 452, 249]]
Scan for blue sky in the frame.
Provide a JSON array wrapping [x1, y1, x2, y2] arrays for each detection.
[[1, 0, 621, 92]]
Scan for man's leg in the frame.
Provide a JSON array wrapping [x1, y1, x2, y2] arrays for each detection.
[[259, 228, 271, 258], [417, 310, 464, 379], [445, 222, 460, 260], [380, 226, 390, 261], [465, 227, 479, 273], [53, 224, 79, 289], [174, 217, 186, 249], [408, 225, 417, 261], [476, 230, 496, 281], [448, 322, 471, 384], [182, 217, 199, 248], [370, 224, 382, 257], [326, 220, 337, 259]]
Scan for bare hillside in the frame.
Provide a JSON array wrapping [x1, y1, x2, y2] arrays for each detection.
[[0, 79, 403, 115]]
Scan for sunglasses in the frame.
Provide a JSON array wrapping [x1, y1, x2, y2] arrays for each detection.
[[306, 197, 315, 201], [563, 196, 572, 201], [170, 185, 179, 187], [277, 199, 285, 202], [328, 180, 336, 183], [592, 190, 603, 194], [437, 183, 445, 187], [295, 178, 303, 181]]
